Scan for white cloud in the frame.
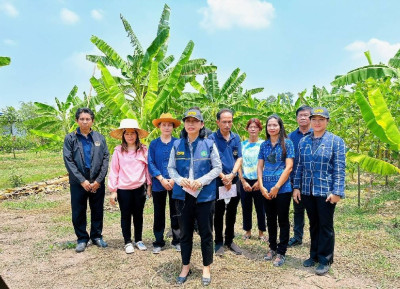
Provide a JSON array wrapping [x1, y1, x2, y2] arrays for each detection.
[[3, 39, 16, 46], [91, 9, 103, 20], [60, 8, 79, 25], [345, 38, 400, 64], [0, 2, 19, 17], [199, 0, 274, 30]]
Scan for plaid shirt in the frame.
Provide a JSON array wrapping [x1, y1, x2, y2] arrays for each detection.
[[293, 131, 346, 198]]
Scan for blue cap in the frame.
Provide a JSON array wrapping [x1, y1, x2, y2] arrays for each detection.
[[182, 109, 203, 121], [310, 107, 329, 119]]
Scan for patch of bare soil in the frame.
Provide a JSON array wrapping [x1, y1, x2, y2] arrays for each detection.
[[0, 189, 395, 289]]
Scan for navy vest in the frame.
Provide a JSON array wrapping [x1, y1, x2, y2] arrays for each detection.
[[172, 137, 216, 203]]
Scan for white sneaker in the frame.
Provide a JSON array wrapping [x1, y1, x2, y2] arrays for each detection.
[[172, 244, 181, 252], [135, 241, 147, 251], [124, 243, 134, 254], [152, 246, 162, 254]]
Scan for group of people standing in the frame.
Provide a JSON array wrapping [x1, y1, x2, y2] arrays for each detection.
[[63, 105, 346, 286]]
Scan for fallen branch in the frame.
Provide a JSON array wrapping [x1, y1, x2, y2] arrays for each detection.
[[0, 175, 69, 201]]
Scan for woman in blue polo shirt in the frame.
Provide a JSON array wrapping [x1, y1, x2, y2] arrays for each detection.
[[168, 108, 222, 286], [257, 114, 294, 267], [148, 113, 182, 254]]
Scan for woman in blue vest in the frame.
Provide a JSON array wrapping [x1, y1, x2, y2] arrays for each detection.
[[168, 108, 222, 286]]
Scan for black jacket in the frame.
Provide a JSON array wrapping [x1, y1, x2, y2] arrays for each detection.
[[63, 130, 109, 185]]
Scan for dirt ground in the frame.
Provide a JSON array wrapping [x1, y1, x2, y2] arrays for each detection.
[[0, 189, 397, 289]]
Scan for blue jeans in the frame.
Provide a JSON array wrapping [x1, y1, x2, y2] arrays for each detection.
[[292, 198, 305, 241]]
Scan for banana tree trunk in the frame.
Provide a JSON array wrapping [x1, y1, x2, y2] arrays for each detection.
[[357, 163, 361, 208]]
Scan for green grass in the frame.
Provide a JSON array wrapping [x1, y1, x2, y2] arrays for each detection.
[[0, 193, 61, 210], [0, 150, 66, 190], [1, 174, 398, 287]]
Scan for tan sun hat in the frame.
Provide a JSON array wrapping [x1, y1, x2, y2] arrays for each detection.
[[152, 113, 181, 128], [110, 119, 149, 139]]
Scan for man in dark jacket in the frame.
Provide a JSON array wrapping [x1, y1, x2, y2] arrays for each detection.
[[63, 108, 109, 253]]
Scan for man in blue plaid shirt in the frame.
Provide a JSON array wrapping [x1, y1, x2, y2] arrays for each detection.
[[293, 107, 346, 275]]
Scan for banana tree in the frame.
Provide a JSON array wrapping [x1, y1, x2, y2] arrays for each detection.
[[331, 50, 400, 87], [331, 50, 400, 206], [179, 68, 264, 137], [25, 86, 84, 149], [87, 4, 216, 146]]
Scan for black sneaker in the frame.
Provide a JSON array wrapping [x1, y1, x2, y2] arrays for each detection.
[[92, 238, 108, 248], [315, 264, 330, 275], [215, 244, 224, 256], [75, 242, 87, 253], [288, 237, 302, 247], [303, 258, 316, 267], [228, 242, 242, 255]]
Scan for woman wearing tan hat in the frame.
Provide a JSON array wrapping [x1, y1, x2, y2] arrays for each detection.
[[108, 119, 152, 254], [148, 113, 182, 254]]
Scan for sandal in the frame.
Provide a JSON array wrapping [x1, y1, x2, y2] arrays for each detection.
[[242, 234, 251, 240], [258, 236, 268, 242], [263, 249, 276, 261]]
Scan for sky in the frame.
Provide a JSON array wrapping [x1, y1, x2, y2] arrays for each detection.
[[1, 0, 400, 109]]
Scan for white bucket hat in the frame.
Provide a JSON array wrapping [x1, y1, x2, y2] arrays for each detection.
[[110, 119, 149, 139]]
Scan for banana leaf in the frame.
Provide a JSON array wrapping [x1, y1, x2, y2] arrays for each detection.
[[204, 72, 220, 100], [120, 14, 143, 56], [220, 68, 240, 95], [368, 88, 400, 150], [189, 78, 206, 94], [331, 65, 399, 86], [139, 28, 169, 80], [148, 61, 159, 93], [91, 61, 136, 119], [90, 36, 129, 74], [155, 4, 171, 61], [388, 48, 400, 68], [151, 41, 194, 118], [30, 130, 63, 143], [347, 151, 400, 175]]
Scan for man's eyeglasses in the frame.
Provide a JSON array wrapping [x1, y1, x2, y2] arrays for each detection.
[[267, 153, 277, 164]]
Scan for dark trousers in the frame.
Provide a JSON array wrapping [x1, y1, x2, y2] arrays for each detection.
[[117, 186, 146, 244], [175, 193, 214, 266], [292, 198, 305, 241], [70, 181, 105, 243], [240, 179, 266, 232], [302, 194, 336, 265], [264, 192, 291, 255], [214, 178, 240, 246], [152, 190, 180, 247]]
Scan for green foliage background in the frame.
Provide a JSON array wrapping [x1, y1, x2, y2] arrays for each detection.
[[1, 4, 399, 179]]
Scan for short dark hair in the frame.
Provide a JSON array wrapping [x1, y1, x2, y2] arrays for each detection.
[[295, 105, 312, 117], [216, 108, 233, 120], [75, 108, 95, 120]]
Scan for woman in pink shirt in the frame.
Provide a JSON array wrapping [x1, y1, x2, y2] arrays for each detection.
[[108, 119, 152, 254]]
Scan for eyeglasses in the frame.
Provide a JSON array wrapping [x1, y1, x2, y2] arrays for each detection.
[[267, 153, 277, 164]]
